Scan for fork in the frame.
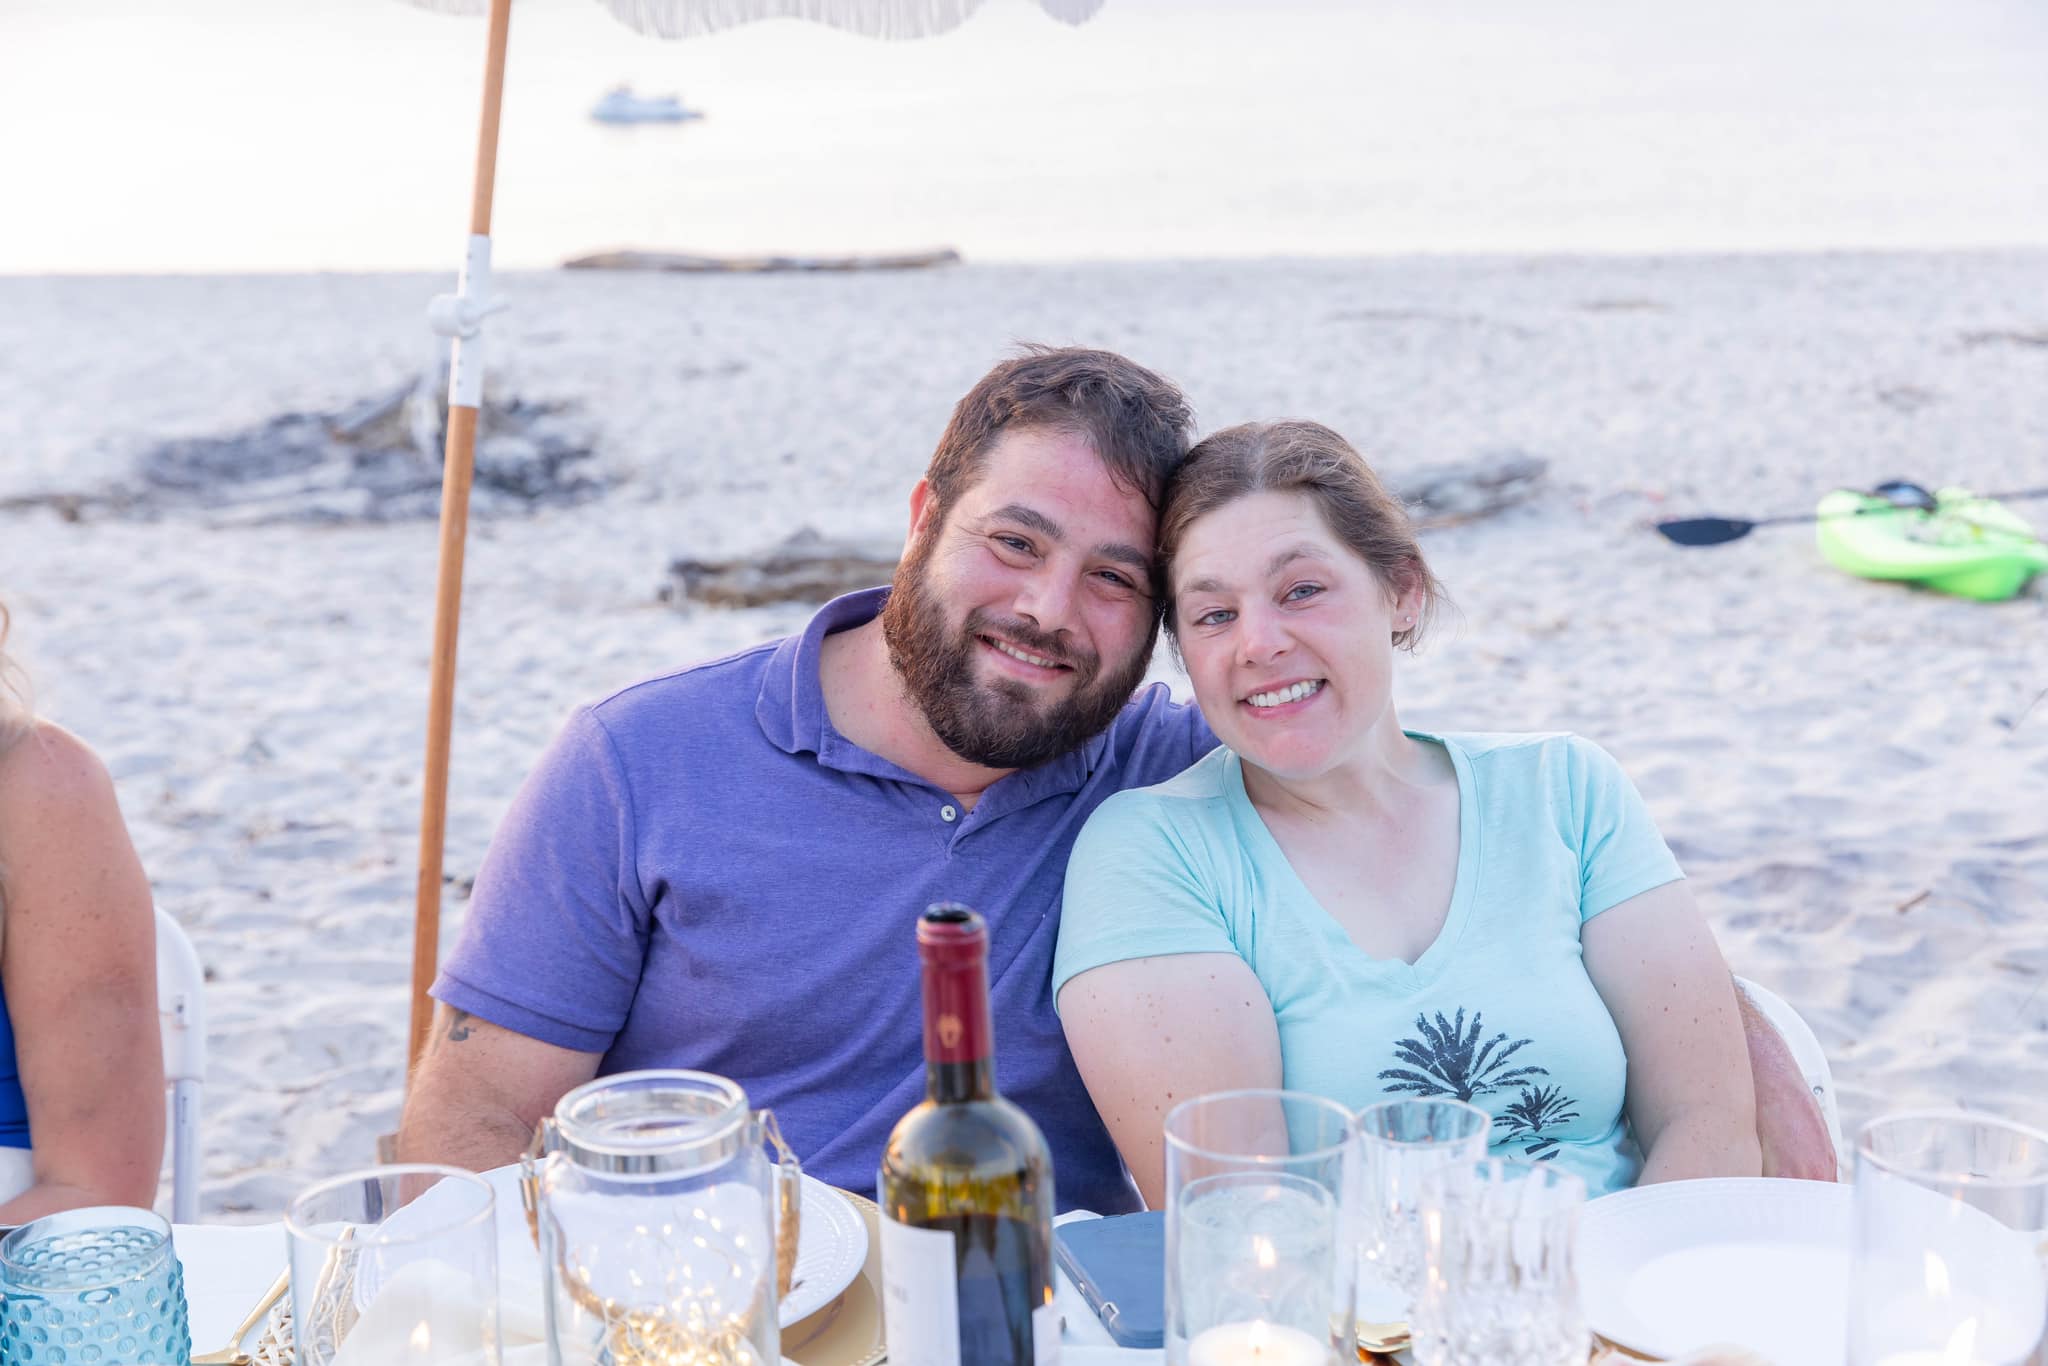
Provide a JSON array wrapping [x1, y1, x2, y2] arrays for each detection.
[[190, 1266, 290, 1366]]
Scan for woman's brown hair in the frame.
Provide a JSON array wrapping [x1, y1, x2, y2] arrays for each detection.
[[1158, 420, 1448, 650]]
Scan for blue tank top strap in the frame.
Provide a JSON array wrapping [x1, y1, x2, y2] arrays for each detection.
[[0, 978, 31, 1147]]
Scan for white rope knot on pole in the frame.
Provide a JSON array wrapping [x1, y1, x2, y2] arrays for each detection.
[[429, 233, 509, 409]]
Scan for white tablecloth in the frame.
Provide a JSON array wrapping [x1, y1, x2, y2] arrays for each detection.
[[173, 1216, 1163, 1364]]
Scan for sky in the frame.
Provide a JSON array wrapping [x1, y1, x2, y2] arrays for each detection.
[[2, 0, 2045, 273]]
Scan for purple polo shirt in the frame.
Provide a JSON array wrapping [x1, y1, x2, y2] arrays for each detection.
[[433, 588, 1214, 1213]]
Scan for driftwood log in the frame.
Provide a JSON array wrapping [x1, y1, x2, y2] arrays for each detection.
[[564, 247, 962, 274], [1401, 452, 1547, 528], [663, 454, 1547, 608], [0, 373, 600, 526], [663, 528, 903, 609]]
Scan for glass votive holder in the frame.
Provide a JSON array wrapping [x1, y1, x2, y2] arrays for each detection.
[[1165, 1089, 1355, 1366], [1412, 1156, 1587, 1366], [0, 1205, 192, 1366], [1353, 1097, 1492, 1328], [284, 1164, 501, 1366], [1849, 1110, 2048, 1366]]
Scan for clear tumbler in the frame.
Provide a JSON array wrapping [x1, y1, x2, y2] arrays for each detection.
[[1165, 1089, 1355, 1366], [1849, 1110, 2048, 1366]]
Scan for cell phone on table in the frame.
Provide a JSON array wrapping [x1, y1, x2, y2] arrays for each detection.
[[1053, 1210, 1164, 1350]]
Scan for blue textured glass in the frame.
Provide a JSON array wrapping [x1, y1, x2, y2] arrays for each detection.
[[0, 1207, 192, 1366]]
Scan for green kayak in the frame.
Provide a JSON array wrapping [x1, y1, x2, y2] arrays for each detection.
[[1816, 486, 2048, 602]]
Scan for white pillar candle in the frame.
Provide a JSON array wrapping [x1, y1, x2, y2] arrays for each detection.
[[1186, 1319, 1330, 1366]]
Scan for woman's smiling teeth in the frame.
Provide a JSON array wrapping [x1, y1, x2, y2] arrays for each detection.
[[985, 636, 1064, 670], [1245, 679, 1324, 709]]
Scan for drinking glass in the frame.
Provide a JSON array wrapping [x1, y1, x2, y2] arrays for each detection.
[[284, 1164, 501, 1366], [1849, 1111, 2048, 1366], [1164, 1089, 1355, 1366], [1411, 1157, 1587, 1366], [1352, 1097, 1491, 1331], [0, 1205, 191, 1366]]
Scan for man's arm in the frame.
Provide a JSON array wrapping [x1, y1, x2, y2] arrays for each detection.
[[1735, 984, 1838, 1181], [396, 1004, 602, 1170]]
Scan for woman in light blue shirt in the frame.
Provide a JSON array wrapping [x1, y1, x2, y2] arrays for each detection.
[[1055, 421, 1761, 1206]]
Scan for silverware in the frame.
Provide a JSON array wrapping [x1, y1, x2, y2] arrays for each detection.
[[191, 1265, 290, 1366]]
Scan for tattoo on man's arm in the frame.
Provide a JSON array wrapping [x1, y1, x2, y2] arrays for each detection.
[[446, 1010, 474, 1043]]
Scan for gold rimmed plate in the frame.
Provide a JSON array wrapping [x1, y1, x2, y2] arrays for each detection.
[[783, 1190, 886, 1366]]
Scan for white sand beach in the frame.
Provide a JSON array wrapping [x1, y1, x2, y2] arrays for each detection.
[[0, 252, 2043, 1216]]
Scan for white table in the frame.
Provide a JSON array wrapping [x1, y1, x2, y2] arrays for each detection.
[[174, 1218, 1163, 1365]]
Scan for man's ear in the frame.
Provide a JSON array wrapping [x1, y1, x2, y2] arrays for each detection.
[[906, 478, 937, 548]]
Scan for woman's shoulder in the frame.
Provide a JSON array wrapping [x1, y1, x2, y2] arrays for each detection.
[[0, 720, 119, 828], [1431, 730, 1620, 778], [1088, 745, 1235, 822]]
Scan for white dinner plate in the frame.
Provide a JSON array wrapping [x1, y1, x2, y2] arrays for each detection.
[[1577, 1178, 1854, 1363]]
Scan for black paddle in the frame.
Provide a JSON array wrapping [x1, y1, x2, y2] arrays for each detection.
[[1655, 481, 2048, 547]]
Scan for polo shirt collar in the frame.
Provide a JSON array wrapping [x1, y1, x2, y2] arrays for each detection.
[[754, 586, 1109, 800]]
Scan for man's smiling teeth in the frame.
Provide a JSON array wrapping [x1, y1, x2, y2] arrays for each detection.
[[989, 637, 1061, 669], [1246, 680, 1324, 708]]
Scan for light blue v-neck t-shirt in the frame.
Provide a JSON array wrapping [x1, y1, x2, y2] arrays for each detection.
[[1053, 731, 1684, 1199]]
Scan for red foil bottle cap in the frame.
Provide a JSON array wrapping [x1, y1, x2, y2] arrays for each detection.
[[918, 903, 988, 962], [919, 904, 992, 1066]]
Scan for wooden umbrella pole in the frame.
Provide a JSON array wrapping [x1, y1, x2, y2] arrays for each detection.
[[409, 0, 515, 1079]]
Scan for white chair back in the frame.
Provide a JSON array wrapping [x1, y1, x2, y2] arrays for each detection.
[[156, 906, 206, 1222]]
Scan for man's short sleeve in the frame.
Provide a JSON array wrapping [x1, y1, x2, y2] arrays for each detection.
[[1567, 736, 1685, 923], [1053, 789, 1237, 1009], [432, 707, 650, 1054]]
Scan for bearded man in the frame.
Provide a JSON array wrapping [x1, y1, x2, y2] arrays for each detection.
[[398, 347, 1209, 1212]]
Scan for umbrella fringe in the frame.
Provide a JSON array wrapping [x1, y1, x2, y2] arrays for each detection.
[[398, 0, 1105, 35], [597, 0, 1111, 38]]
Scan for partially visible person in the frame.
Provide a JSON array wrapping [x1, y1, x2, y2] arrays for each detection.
[[1056, 421, 1765, 1207], [0, 598, 165, 1220]]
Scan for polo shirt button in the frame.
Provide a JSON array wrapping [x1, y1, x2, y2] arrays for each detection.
[[940, 804, 958, 822]]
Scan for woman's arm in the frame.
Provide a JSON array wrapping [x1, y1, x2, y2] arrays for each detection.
[[0, 724, 165, 1221], [1059, 952, 1281, 1209], [1581, 879, 1761, 1184]]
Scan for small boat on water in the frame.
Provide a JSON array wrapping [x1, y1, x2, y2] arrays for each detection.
[[590, 86, 703, 125]]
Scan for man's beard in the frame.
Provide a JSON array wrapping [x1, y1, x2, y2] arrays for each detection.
[[880, 538, 1155, 771]]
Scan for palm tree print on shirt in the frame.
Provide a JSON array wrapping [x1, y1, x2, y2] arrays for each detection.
[[1378, 1008, 1549, 1102], [1500, 1084, 1582, 1160], [1378, 1009, 1583, 1161]]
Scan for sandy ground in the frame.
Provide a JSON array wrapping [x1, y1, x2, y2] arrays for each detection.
[[0, 253, 2043, 1217]]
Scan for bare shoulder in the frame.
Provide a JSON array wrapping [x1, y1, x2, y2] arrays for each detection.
[[0, 720, 115, 804], [0, 722, 142, 920]]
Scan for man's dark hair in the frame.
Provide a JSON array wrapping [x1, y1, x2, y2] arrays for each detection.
[[923, 346, 1196, 516]]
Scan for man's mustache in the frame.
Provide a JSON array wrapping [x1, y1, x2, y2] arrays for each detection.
[[964, 611, 1097, 676]]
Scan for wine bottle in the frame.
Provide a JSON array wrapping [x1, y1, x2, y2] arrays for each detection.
[[880, 903, 1060, 1365]]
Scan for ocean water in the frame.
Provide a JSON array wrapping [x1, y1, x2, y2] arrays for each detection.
[[2, 0, 2045, 273]]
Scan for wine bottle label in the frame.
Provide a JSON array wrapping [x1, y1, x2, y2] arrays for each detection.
[[881, 1214, 961, 1364], [879, 1214, 1060, 1364]]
